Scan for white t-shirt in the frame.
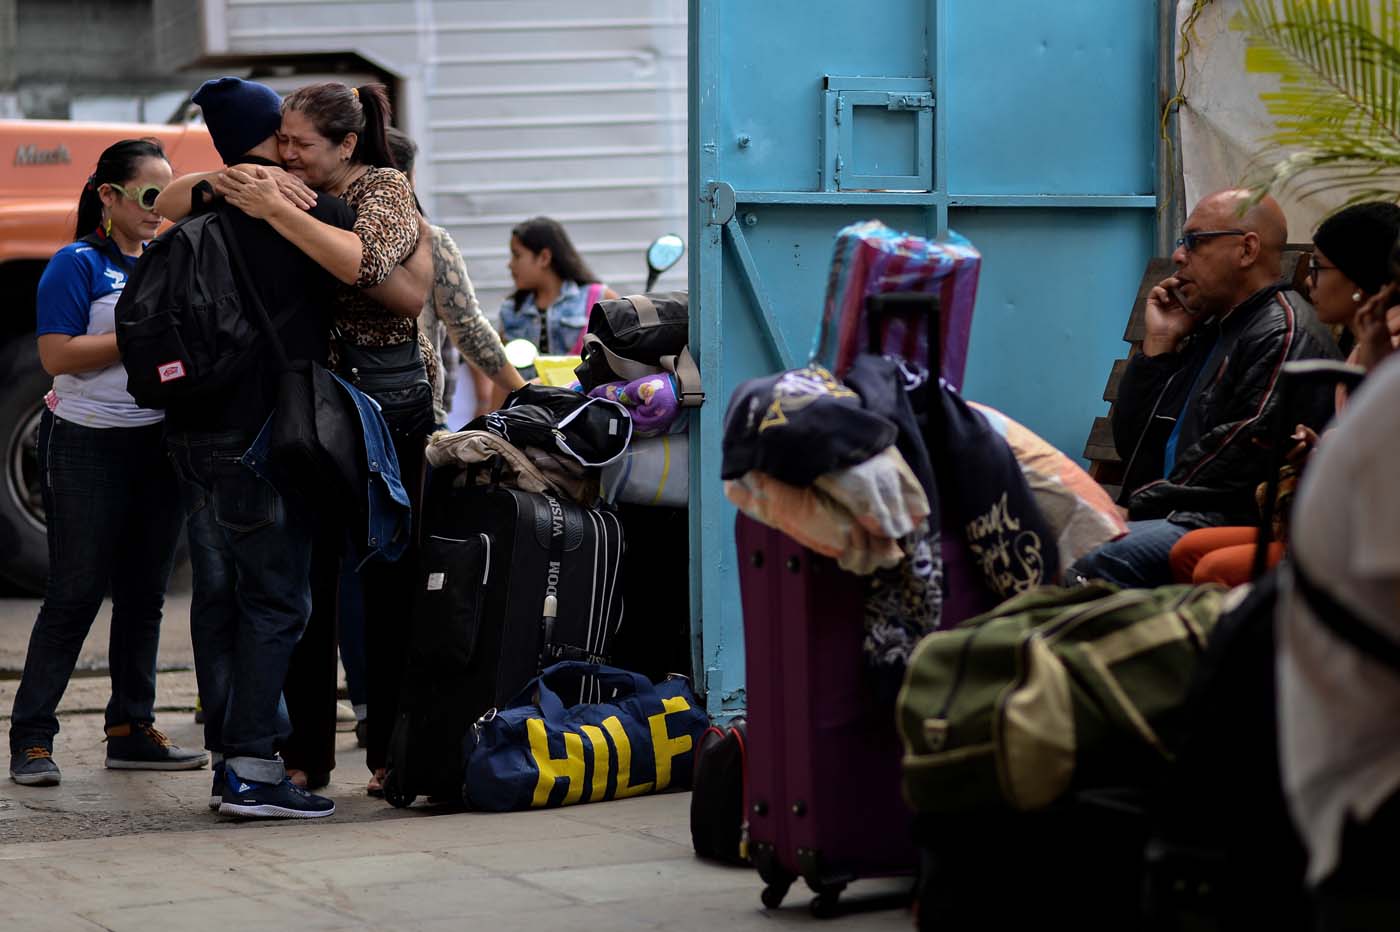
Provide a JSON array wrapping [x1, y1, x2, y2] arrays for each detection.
[[35, 238, 163, 429], [1277, 354, 1400, 885]]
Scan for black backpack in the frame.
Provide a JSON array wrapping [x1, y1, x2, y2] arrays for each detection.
[[464, 383, 634, 468], [115, 209, 283, 409]]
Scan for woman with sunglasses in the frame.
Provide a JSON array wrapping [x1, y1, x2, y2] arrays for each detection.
[[8, 138, 208, 786], [1168, 201, 1400, 588]]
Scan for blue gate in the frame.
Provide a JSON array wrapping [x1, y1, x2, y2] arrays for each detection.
[[688, 0, 1160, 716]]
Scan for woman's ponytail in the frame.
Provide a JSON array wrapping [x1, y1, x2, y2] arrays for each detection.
[[74, 176, 104, 242], [352, 84, 395, 169]]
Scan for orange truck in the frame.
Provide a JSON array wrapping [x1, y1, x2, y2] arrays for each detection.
[[0, 119, 221, 592]]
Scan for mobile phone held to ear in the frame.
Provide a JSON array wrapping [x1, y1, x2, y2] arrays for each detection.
[[1169, 286, 1197, 315]]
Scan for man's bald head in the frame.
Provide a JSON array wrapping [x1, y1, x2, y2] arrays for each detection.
[[1174, 188, 1289, 314], [1196, 188, 1288, 257]]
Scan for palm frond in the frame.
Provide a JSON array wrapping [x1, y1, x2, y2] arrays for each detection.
[[1234, 0, 1400, 207]]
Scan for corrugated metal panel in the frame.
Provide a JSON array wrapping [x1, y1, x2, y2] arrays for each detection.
[[211, 0, 689, 303]]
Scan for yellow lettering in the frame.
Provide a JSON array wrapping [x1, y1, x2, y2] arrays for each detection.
[[601, 715, 654, 798], [647, 696, 695, 791], [579, 724, 611, 803], [527, 718, 586, 808]]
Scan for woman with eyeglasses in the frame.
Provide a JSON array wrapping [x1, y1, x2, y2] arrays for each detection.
[[8, 138, 208, 787], [1168, 201, 1400, 589]]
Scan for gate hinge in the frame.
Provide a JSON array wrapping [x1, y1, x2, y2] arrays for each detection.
[[704, 181, 737, 226]]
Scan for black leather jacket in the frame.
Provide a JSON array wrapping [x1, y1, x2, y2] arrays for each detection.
[[1113, 284, 1340, 527]]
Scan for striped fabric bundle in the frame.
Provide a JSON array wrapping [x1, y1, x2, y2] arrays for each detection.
[[810, 220, 981, 389]]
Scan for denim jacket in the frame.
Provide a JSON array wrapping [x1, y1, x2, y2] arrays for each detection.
[[498, 280, 605, 355], [244, 370, 411, 567]]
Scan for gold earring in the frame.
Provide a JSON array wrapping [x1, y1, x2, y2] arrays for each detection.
[[103, 215, 112, 237]]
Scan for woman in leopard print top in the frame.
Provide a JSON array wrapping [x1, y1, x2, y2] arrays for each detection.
[[221, 85, 426, 353]]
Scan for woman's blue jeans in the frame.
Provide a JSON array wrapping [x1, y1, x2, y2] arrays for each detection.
[[9, 411, 181, 754]]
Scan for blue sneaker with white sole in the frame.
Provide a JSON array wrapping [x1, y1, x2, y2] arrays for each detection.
[[219, 766, 335, 820]]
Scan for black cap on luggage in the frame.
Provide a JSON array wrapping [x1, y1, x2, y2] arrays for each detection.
[[721, 365, 898, 485]]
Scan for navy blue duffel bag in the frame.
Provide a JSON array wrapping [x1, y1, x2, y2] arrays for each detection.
[[463, 661, 709, 811]]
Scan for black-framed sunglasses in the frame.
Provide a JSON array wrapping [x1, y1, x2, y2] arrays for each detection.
[[1174, 229, 1247, 252], [1307, 257, 1338, 282]]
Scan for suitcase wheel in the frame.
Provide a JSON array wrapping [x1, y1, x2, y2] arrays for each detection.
[[383, 769, 415, 809], [809, 888, 845, 919], [761, 880, 791, 910]]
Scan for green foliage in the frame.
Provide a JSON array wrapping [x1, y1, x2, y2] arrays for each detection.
[[1234, 0, 1400, 206]]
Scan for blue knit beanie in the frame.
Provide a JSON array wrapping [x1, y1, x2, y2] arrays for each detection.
[[192, 77, 284, 165]]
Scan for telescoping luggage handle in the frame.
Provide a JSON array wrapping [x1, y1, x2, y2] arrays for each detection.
[[865, 291, 942, 374]]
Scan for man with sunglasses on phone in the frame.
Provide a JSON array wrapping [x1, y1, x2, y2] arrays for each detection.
[[1069, 189, 1340, 588]]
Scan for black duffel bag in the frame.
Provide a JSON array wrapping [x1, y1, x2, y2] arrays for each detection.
[[574, 291, 704, 406]]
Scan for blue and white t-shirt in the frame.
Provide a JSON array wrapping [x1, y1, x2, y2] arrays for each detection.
[[36, 238, 162, 429]]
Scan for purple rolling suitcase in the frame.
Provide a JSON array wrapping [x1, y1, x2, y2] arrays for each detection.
[[737, 514, 916, 914], [734, 288, 997, 915]]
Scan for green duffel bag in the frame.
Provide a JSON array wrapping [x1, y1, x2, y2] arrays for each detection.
[[896, 582, 1228, 814]]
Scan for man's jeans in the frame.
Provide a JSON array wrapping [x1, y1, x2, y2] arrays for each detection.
[[168, 430, 312, 783], [1069, 519, 1191, 589], [9, 412, 181, 754]]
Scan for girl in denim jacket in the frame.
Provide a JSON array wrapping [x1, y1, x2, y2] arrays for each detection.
[[498, 217, 618, 355]]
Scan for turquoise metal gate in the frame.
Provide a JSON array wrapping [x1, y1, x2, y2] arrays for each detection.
[[688, 0, 1160, 716]]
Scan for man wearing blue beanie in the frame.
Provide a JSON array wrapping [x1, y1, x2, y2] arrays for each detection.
[[192, 77, 285, 166], [156, 77, 432, 818], [159, 75, 358, 821]]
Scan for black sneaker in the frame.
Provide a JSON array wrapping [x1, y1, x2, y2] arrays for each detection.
[[220, 767, 335, 820], [9, 747, 60, 787], [105, 723, 209, 771], [208, 760, 225, 810]]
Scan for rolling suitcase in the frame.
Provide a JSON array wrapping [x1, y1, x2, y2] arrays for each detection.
[[383, 471, 625, 807], [737, 515, 917, 915], [734, 282, 995, 914]]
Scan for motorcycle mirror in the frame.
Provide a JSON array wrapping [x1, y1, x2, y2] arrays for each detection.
[[504, 338, 540, 370], [646, 234, 685, 278]]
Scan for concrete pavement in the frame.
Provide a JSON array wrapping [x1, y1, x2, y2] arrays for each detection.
[[0, 593, 914, 929], [0, 791, 913, 930]]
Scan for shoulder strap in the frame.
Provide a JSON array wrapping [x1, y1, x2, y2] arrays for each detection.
[[220, 215, 291, 371], [580, 333, 660, 381], [1292, 558, 1400, 675], [580, 336, 705, 408], [660, 347, 705, 407], [570, 283, 606, 355]]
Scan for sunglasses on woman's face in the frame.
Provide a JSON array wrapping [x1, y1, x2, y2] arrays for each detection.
[[108, 182, 164, 211]]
